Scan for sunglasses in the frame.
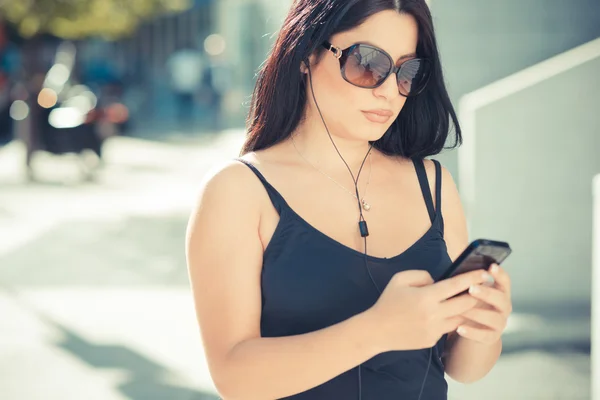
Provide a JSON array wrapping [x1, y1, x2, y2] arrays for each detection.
[[322, 41, 431, 97]]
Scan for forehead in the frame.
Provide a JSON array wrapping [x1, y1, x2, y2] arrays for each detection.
[[332, 10, 419, 62]]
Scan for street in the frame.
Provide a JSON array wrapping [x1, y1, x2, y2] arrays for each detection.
[[0, 132, 591, 400]]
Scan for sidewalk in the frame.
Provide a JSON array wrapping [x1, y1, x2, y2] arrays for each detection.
[[0, 286, 590, 400], [0, 131, 245, 256], [0, 132, 238, 400]]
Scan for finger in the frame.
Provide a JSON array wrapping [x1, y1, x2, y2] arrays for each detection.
[[440, 315, 467, 334], [468, 284, 511, 314], [430, 269, 494, 301], [461, 308, 506, 332], [460, 319, 489, 330], [438, 293, 479, 318], [472, 298, 492, 310], [456, 324, 502, 345], [489, 264, 511, 296]]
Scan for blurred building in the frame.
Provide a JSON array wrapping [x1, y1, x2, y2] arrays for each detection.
[[431, 0, 600, 174], [75, 0, 293, 132], [73, 0, 216, 132], [95, 1, 214, 83], [212, 0, 291, 126]]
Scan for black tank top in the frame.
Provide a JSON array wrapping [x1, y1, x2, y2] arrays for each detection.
[[236, 157, 453, 400]]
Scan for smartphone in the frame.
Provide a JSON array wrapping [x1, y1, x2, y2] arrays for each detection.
[[438, 239, 512, 281]]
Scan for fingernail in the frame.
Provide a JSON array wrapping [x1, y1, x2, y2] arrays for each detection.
[[482, 272, 494, 283], [469, 284, 480, 294], [491, 264, 500, 274], [457, 326, 467, 335]]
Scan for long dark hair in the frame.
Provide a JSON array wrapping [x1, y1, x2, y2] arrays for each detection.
[[240, 0, 461, 159]]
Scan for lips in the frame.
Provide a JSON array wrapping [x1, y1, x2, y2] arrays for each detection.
[[361, 109, 393, 123], [362, 109, 394, 117]]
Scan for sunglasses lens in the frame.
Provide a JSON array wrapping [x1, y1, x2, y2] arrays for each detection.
[[342, 45, 392, 88], [340, 45, 430, 95], [397, 58, 430, 96]]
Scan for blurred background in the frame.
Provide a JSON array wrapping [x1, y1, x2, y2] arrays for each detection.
[[0, 0, 598, 399]]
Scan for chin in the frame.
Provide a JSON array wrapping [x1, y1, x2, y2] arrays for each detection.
[[341, 119, 391, 143], [361, 123, 391, 142]]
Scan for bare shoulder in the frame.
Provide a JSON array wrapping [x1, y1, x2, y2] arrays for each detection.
[[188, 143, 291, 228], [193, 157, 264, 208], [185, 157, 266, 272]]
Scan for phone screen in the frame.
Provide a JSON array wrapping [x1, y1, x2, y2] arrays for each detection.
[[451, 252, 497, 276], [439, 241, 511, 281]]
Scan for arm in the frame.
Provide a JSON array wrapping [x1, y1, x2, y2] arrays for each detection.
[[430, 161, 502, 384], [185, 161, 380, 400]]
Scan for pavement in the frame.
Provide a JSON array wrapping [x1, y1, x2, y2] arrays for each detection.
[[0, 131, 592, 400]]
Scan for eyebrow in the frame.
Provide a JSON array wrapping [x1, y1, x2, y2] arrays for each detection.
[[360, 41, 417, 63], [397, 53, 417, 61]]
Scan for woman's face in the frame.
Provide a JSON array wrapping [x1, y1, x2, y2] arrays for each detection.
[[305, 10, 419, 142]]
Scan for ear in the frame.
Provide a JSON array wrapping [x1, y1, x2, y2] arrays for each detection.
[[300, 59, 309, 74], [300, 53, 316, 74]]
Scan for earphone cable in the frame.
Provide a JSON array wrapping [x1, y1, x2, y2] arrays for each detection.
[[305, 59, 430, 400], [306, 64, 372, 216]]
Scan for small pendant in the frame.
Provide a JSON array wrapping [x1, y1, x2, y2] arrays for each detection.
[[361, 199, 371, 211]]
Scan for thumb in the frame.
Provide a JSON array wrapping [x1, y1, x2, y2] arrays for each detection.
[[392, 270, 434, 288]]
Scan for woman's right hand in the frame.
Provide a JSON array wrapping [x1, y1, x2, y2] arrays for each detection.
[[367, 269, 493, 352]]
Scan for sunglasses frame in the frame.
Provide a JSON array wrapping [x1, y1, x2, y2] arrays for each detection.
[[322, 41, 431, 97]]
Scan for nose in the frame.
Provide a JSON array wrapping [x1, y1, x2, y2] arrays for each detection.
[[372, 73, 399, 101]]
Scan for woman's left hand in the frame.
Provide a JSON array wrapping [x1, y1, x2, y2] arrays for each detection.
[[456, 264, 513, 345]]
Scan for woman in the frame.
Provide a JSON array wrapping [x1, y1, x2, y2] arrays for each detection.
[[186, 1, 513, 399]]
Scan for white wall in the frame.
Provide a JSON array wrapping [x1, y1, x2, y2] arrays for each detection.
[[458, 40, 600, 307], [593, 174, 600, 399], [433, 0, 600, 181]]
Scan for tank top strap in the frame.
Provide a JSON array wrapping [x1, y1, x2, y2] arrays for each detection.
[[432, 159, 442, 218], [235, 158, 289, 215], [412, 158, 436, 224]]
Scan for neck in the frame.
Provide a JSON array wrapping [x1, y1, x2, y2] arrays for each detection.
[[290, 115, 374, 179]]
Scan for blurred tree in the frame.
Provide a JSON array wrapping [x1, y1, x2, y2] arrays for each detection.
[[0, 0, 192, 39]]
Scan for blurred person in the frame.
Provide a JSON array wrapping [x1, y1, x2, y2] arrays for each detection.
[[0, 69, 13, 145], [0, 29, 19, 146], [166, 41, 205, 129], [82, 56, 122, 89], [22, 72, 46, 179], [201, 54, 232, 131], [186, 1, 513, 400]]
